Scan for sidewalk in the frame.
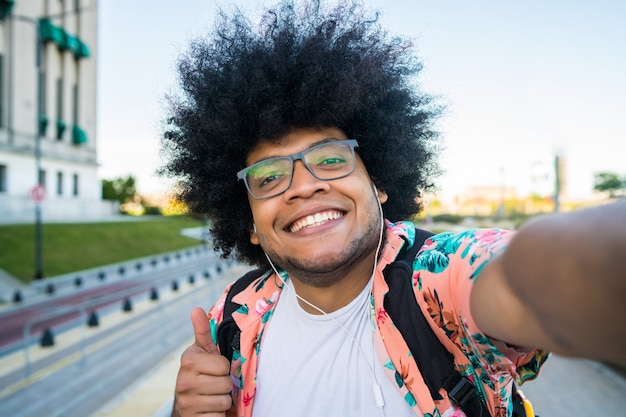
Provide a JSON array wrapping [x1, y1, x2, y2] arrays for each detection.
[[90, 339, 185, 417], [10, 302, 621, 416], [90, 352, 626, 417]]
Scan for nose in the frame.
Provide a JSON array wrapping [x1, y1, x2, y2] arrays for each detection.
[[282, 160, 330, 200]]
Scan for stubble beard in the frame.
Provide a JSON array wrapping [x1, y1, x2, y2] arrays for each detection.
[[259, 197, 383, 288]]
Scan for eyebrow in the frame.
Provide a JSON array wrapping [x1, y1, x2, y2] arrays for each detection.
[[248, 137, 344, 165]]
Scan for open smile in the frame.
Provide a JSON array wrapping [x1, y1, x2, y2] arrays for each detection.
[[288, 210, 344, 233]]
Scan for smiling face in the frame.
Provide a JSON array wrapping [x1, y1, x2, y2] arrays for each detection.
[[245, 127, 388, 289]]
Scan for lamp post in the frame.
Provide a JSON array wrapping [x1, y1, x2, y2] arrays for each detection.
[[12, 14, 45, 279], [554, 155, 563, 213], [34, 19, 44, 279]]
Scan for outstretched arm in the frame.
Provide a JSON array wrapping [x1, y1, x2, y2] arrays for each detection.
[[471, 201, 626, 362]]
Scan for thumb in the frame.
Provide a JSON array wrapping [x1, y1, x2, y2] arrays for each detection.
[[190, 307, 219, 354]]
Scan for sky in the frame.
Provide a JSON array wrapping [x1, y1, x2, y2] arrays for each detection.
[[97, 0, 626, 201]]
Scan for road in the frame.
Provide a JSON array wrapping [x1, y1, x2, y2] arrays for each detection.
[[0, 265, 241, 417], [521, 355, 626, 416], [0, 281, 144, 348]]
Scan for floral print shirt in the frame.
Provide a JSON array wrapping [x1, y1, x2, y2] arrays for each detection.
[[207, 221, 549, 417]]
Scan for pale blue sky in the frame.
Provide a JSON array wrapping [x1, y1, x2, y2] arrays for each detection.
[[97, 0, 626, 201]]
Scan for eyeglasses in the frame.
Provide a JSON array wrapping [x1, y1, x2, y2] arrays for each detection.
[[237, 139, 359, 200]]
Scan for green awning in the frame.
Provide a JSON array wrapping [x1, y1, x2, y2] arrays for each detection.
[[75, 39, 91, 58], [39, 18, 92, 60], [62, 33, 80, 52], [56, 119, 67, 140], [39, 19, 65, 45], [0, 0, 15, 21], [72, 124, 87, 144], [39, 114, 49, 136]]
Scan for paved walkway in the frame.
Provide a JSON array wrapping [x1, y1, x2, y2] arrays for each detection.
[[93, 351, 626, 417], [90, 338, 185, 417], [521, 355, 626, 416]]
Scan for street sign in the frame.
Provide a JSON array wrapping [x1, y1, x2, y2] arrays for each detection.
[[29, 184, 46, 203]]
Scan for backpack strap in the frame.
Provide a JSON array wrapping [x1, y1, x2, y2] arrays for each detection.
[[217, 267, 266, 361], [383, 228, 491, 417]]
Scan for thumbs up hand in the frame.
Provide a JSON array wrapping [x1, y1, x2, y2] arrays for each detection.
[[172, 307, 234, 417]]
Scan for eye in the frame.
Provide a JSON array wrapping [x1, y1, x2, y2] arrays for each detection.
[[311, 154, 348, 170], [319, 156, 346, 165], [247, 160, 290, 190], [258, 172, 286, 187]]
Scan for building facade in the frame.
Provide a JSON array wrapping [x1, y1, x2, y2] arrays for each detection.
[[0, 0, 115, 222]]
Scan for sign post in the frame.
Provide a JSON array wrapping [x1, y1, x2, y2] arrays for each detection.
[[29, 184, 46, 279], [29, 184, 46, 203]]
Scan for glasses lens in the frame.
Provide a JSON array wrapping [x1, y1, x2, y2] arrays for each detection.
[[304, 141, 356, 180], [241, 140, 358, 199], [245, 157, 292, 198]]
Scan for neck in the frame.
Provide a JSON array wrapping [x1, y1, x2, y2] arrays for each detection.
[[285, 249, 378, 314]]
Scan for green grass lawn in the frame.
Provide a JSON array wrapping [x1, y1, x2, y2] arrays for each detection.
[[0, 216, 206, 283]]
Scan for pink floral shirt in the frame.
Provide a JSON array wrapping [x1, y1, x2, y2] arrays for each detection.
[[207, 221, 549, 417]]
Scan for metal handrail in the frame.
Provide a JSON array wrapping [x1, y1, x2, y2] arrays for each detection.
[[17, 258, 235, 377], [26, 244, 211, 297]]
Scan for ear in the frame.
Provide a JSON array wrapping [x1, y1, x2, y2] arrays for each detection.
[[250, 226, 260, 245], [376, 187, 388, 204]]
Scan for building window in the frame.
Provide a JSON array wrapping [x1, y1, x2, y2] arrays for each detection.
[[0, 164, 7, 192], [40, 67, 48, 136], [0, 54, 4, 128], [38, 169, 47, 188], [72, 83, 78, 124], [72, 173, 79, 196], [56, 77, 66, 140], [56, 171, 63, 196]]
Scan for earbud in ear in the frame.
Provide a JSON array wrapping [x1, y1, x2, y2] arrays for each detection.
[[253, 223, 257, 233]]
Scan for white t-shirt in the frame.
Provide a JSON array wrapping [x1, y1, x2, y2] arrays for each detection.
[[252, 278, 418, 417]]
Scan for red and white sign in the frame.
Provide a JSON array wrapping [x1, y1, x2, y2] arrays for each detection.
[[29, 184, 46, 203]]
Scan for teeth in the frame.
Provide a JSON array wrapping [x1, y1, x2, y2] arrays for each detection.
[[290, 211, 342, 232]]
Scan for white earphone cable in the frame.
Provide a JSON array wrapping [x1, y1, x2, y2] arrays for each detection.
[[263, 183, 386, 416]]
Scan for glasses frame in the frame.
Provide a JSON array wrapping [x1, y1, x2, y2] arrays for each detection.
[[237, 139, 359, 200]]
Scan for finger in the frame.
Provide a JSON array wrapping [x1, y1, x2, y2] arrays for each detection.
[[179, 345, 231, 379], [191, 307, 218, 354]]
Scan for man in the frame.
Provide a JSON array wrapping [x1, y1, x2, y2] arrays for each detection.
[[160, 1, 626, 416]]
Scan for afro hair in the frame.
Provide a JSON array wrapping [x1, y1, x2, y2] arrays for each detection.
[[160, 0, 442, 267]]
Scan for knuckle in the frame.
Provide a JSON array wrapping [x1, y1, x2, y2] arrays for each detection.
[[180, 348, 198, 369], [216, 375, 233, 393], [174, 394, 192, 411], [215, 357, 232, 375], [214, 393, 234, 410], [176, 376, 193, 394], [179, 351, 197, 369]]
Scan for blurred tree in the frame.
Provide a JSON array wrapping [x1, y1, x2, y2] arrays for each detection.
[[102, 175, 137, 203], [593, 172, 625, 197]]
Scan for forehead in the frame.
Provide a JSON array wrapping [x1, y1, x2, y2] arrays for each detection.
[[246, 127, 349, 165]]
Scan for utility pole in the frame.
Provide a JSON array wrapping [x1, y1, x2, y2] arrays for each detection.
[[554, 155, 562, 213], [12, 14, 45, 278], [496, 165, 505, 221], [34, 20, 45, 279]]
